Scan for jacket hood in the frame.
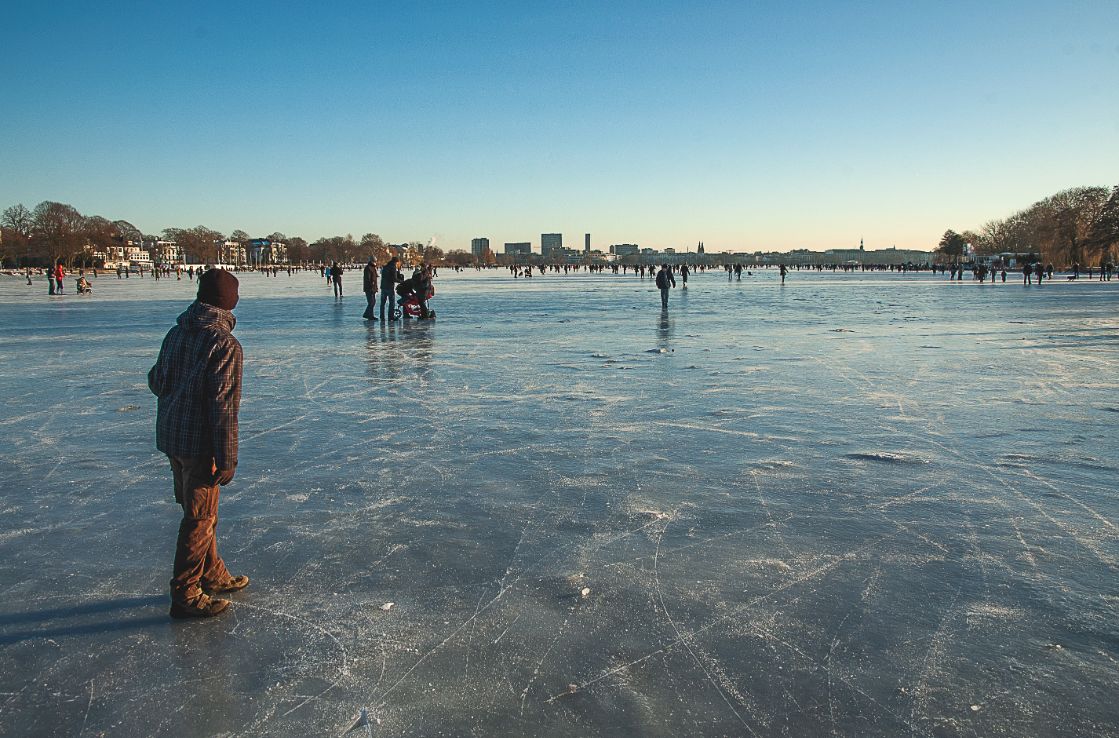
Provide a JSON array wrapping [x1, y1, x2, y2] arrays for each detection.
[[178, 300, 236, 333]]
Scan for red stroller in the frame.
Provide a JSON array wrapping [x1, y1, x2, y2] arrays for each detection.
[[394, 284, 435, 320]]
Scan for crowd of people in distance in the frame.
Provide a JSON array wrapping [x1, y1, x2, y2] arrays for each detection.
[[19, 255, 1117, 313]]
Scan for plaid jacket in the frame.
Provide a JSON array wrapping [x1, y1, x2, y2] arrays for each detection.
[[148, 301, 243, 469]]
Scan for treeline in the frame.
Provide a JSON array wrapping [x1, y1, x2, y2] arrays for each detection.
[[0, 200, 450, 267], [939, 185, 1119, 266]]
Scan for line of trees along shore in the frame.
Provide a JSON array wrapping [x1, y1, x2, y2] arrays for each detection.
[[4, 184, 1118, 269], [0, 202, 446, 268], [938, 185, 1119, 266]]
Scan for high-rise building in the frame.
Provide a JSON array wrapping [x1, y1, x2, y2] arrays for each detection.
[[584, 233, 591, 253], [541, 233, 562, 258], [504, 242, 531, 255], [610, 244, 640, 256], [471, 237, 490, 259]]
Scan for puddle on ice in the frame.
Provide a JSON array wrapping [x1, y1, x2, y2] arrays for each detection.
[[0, 271, 1118, 736]]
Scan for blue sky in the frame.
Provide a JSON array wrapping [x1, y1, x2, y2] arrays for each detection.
[[2, 1, 1116, 253]]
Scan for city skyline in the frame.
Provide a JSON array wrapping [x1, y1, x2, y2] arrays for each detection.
[[2, 2, 1117, 253]]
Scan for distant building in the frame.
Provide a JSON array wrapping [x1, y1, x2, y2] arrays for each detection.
[[541, 233, 563, 258], [248, 238, 286, 266], [221, 240, 246, 265], [610, 244, 639, 256], [697, 241, 705, 254], [150, 240, 180, 265], [127, 243, 153, 267], [584, 233, 591, 253], [504, 242, 531, 255], [471, 237, 490, 259]]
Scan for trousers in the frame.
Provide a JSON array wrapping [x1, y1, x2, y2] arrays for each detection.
[[380, 289, 396, 319], [169, 456, 231, 603]]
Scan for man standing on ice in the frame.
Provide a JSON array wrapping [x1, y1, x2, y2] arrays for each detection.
[[148, 268, 248, 619], [655, 263, 675, 308], [362, 257, 378, 320]]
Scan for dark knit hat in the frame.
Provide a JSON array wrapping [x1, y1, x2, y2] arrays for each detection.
[[197, 269, 239, 311]]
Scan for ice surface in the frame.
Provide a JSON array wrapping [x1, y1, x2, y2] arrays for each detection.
[[1, 269, 1117, 736]]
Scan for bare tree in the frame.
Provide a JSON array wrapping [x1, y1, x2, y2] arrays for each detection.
[[1038, 187, 1110, 266], [422, 244, 445, 264], [960, 230, 990, 255], [2, 204, 33, 235], [311, 235, 354, 264], [359, 232, 392, 264], [113, 220, 143, 244], [2, 204, 34, 266], [1084, 185, 1119, 264], [286, 236, 309, 263], [81, 216, 120, 266], [165, 226, 225, 264], [32, 201, 85, 266]]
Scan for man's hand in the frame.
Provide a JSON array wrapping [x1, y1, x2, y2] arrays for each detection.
[[213, 468, 236, 486]]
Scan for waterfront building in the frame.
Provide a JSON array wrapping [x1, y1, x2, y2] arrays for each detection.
[[471, 238, 490, 259], [541, 233, 563, 259], [504, 242, 532, 255], [221, 240, 246, 265]]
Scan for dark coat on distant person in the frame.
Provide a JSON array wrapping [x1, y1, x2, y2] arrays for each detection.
[[147, 301, 243, 470], [655, 268, 675, 290], [380, 260, 403, 290], [363, 263, 377, 294], [396, 276, 417, 298]]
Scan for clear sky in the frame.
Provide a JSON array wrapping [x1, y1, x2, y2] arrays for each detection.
[[2, 1, 1116, 253]]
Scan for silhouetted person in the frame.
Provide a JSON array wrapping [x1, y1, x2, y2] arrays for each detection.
[[655, 263, 675, 308], [362, 257, 378, 320], [380, 256, 403, 320], [330, 261, 343, 297]]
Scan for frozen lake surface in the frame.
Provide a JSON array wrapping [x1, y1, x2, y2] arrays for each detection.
[[1, 268, 1117, 736]]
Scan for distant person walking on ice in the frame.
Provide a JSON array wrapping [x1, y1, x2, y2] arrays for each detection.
[[680, 263, 689, 288], [362, 257, 378, 320], [655, 263, 675, 308], [330, 261, 344, 298], [147, 269, 248, 619], [779, 264, 788, 284]]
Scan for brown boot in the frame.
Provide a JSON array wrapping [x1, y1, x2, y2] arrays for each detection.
[[170, 592, 231, 619], [203, 574, 250, 594]]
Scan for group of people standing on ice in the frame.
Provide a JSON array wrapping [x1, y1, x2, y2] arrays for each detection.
[[35, 260, 92, 295], [343, 256, 436, 320]]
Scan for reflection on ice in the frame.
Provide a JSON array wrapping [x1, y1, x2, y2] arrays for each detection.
[[0, 270, 1117, 736]]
